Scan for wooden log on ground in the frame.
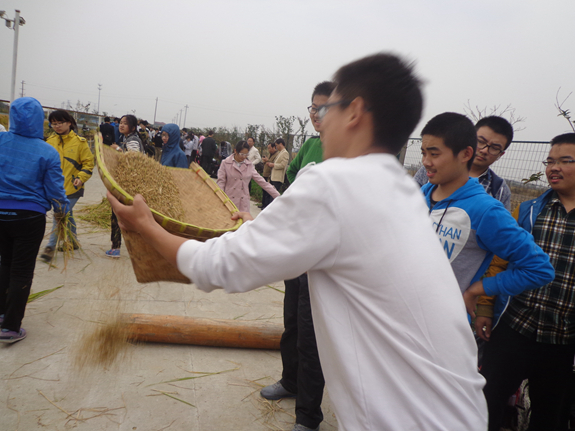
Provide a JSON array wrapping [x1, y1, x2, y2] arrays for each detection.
[[122, 313, 282, 350]]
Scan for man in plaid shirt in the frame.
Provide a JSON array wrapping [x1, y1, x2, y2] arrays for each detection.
[[478, 133, 575, 431]]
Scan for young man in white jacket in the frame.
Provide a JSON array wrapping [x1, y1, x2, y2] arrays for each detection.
[[108, 53, 488, 431]]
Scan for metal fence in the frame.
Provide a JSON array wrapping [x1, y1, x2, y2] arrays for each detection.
[[402, 138, 551, 210]]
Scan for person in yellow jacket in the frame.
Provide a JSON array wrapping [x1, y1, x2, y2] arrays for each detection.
[[40, 110, 94, 262]]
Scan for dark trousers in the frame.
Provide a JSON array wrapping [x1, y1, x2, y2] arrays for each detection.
[[261, 177, 272, 209], [154, 147, 162, 162], [111, 210, 122, 249], [280, 274, 324, 429], [481, 321, 575, 431], [262, 180, 282, 209], [0, 212, 46, 332], [200, 155, 212, 174]]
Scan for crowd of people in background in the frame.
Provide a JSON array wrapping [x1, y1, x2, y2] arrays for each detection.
[[98, 117, 289, 215]]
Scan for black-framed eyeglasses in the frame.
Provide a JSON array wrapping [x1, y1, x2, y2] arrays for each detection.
[[317, 100, 351, 121], [542, 158, 575, 167], [307, 106, 318, 115], [477, 138, 504, 156]]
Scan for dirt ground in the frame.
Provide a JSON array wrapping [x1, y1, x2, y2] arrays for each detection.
[[0, 169, 337, 431]]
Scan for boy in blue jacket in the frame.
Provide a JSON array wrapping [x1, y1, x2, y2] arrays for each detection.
[[419, 112, 554, 318]]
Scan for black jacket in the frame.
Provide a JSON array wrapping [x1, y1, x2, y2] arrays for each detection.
[[99, 123, 115, 145], [201, 137, 217, 158]]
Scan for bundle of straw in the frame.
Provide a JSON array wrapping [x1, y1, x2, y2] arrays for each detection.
[[51, 210, 79, 270], [76, 198, 112, 230]]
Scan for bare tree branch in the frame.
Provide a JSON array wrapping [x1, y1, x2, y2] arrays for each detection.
[[554, 87, 575, 132], [463, 100, 526, 132]]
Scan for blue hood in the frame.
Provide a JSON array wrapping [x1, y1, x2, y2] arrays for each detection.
[[160, 123, 188, 168], [9, 97, 45, 139]]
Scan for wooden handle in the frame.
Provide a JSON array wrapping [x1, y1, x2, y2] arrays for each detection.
[[123, 313, 282, 350]]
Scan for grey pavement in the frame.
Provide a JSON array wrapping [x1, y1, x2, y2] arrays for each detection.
[[1, 169, 337, 431]]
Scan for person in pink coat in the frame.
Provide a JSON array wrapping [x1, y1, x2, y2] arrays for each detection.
[[217, 141, 280, 212]]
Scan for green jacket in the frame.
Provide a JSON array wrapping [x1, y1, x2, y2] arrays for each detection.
[[287, 137, 323, 183]]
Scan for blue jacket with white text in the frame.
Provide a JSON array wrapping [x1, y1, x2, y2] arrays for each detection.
[[421, 178, 554, 299]]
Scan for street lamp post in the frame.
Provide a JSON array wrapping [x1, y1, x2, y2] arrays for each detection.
[[1, 9, 26, 103], [183, 105, 188, 129], [97, 83, 102, 115]]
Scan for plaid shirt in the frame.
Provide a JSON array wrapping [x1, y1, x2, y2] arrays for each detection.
[[477, 169, 511, 211], [476, 170, 493, 195], [503, 192, 575, 344]]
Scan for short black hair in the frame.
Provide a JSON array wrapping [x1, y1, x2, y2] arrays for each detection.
[[275, 138, 286, 146], [332, 53, 423, 155], [48, 110, 78, 131], [551, 133, 575, 146], [235, 140, 250, 153], [120, 114, 138, 134], [247, 136, 255, 142], [311, 81, 335, 101], [104, 116, 111, 122], [475, 116, 514, 149], [267, 142, 277, 149], [421, 112, 477, 170], [208, 130, 214, 136], [114, 117, 120, 122]]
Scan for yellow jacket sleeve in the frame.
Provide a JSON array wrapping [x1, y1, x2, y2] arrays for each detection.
[[476, 205, 520, 318], [77, 139, 94, 185]]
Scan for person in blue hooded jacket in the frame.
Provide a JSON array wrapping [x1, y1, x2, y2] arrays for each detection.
[[160, 124, 188, 168], [419, 112, 554, 320], [0, 97, 70, 344]]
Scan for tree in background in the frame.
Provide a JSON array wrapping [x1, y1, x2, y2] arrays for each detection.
[[275, 115, 295, 158], [463, 100, 526, 132], [294, 116, 310, 151], [555, 88, 575, 132]]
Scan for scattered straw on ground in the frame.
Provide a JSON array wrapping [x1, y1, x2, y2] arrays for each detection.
[[27, 285, 63, 303], [76, 198, 112, 230], [114, 152, 184, 220], [38, 390, 127, 425], [228, 378, 296, 431]]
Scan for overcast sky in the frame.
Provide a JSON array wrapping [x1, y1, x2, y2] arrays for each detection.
[[1, 0, 574, 140]]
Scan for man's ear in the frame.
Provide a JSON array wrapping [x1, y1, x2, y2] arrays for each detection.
[[346, 97, 368, 129], [461, 146, 475, 164]]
